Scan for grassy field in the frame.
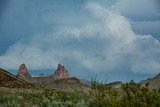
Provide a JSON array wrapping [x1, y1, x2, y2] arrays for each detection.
[[0, 80, 160, 107]]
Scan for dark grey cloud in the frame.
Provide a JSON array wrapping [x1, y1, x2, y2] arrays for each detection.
[[154, 0, 160, 11], [0, 0, 10, 18]]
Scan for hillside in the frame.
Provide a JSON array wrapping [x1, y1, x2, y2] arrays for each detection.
[[141, 73, 160, 89], [0, 68, 34, 88]]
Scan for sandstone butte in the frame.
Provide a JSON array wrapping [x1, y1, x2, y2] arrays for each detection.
[[17, 63, 70, 82]]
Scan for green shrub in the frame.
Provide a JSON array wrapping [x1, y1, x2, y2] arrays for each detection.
[[0, 79, 160, 107]]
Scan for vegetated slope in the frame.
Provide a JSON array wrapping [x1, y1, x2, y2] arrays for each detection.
[[0, 68, 34, 88], [141, 73, 160, 89], [48, 77, 90, 92]]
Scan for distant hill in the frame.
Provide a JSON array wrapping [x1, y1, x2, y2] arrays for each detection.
[[0, 68, 34, 88], [106, 81, 122, 89], [80, 79, 91, 86], [140, 73, 160, 89]]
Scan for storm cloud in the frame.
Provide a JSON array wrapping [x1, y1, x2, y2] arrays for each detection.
[[0, 1, 160, 82]]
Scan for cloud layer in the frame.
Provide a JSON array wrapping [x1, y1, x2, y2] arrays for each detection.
[[0, 2, 160, 80]]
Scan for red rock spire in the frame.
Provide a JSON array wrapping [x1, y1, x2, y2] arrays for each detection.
[[17, 63, 32, 81], [53, 63, 69, 80]]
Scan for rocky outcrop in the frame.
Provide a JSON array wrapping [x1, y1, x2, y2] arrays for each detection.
[[17, 64, 52, 84], [17, 63, 32, 82], [53, 63, 69, 80], [47, 64, 88, 90], [15, 63, 86, 88]]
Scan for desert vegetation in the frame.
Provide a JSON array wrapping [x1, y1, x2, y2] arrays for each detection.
[[0, 79, 160, 107]]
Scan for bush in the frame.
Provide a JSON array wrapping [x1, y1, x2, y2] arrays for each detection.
[[0, 80, 160, 107]]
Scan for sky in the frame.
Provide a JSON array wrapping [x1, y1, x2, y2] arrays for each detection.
[[0, 0, 160, 82]]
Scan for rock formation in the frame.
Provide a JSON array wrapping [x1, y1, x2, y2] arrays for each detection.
[[16, 63, 53, 84], [17, 63, 32, 81], [53, 63, 69, 80], [48, 63, 88, 90], [15, 63, 85, 87]]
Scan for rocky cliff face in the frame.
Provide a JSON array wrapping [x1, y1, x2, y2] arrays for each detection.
[[17, 63, 32, 82], [53, 63, 69, 80]]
